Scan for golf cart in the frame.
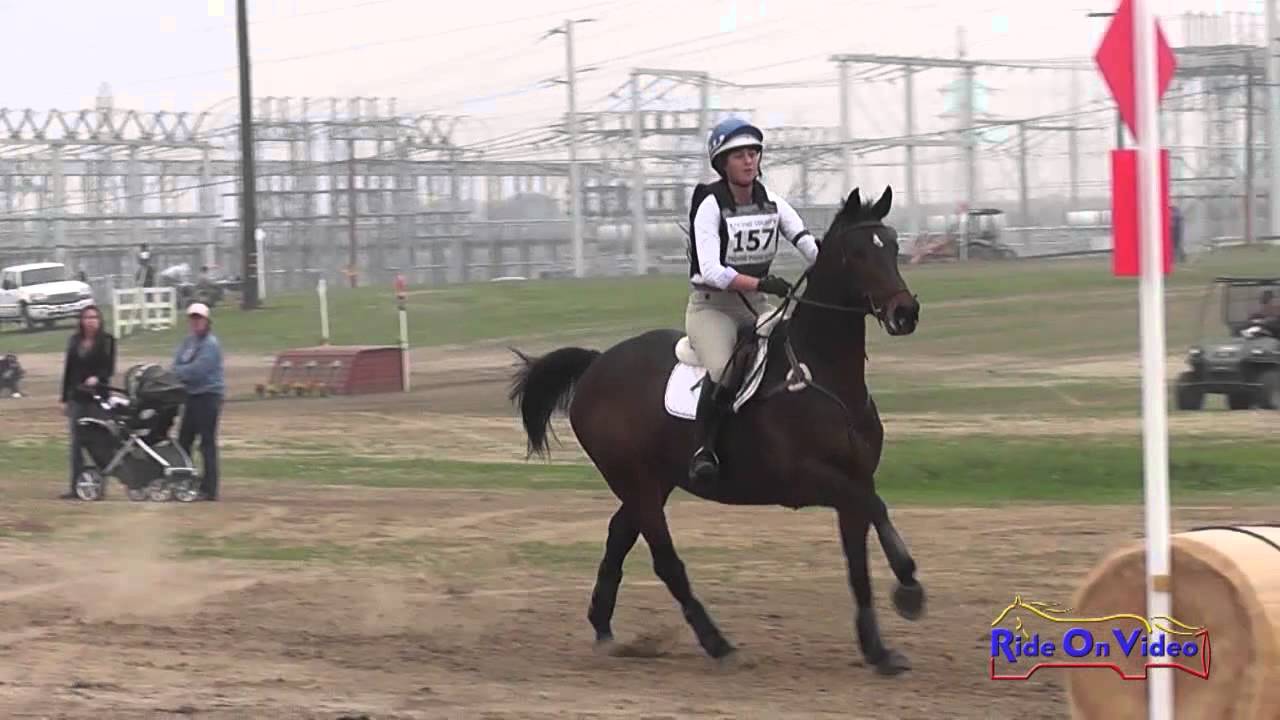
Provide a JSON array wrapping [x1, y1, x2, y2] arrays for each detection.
[[1175, 276, 1280, 410], [910, 208, 1018, 263], [157, 263, 240, 309]]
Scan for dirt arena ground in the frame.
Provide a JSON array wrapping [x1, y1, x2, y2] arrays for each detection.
[[1, 346, 1274, 719]]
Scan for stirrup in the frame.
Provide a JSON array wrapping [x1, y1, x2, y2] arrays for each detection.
[[691, 444, 719, 464], [689, 445, 720, 479]]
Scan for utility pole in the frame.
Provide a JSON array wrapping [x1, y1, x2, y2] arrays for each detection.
[[1004, 120, 1077, 222], [959, 27, 975, 261], [564, 18, 585, 278], [1268, 0, 1280, 237], [348, 138, 358, 287], [829, 50, 1054, 236], [1069, 69, 1080, 207], [1246, 50, 1256, 245], [904, 67, 919, 237], [1018, 122, 1030, 225], [630, 71, 646, 275], [544, 19, 594, 278], [838, 60, 852, 196], [235, 0, 260, 309]]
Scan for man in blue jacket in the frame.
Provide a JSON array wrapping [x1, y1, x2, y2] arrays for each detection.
[[173, 302, 225, 501], [1171, 205, 1185, 263]]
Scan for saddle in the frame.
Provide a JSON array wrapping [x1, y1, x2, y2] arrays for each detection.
[[666, 311, 805, 421], [674, 311, 783, 397]]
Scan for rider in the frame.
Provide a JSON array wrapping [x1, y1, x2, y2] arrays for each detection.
[[1248, 290, 1280, 337], [685, 117, 821, 484]]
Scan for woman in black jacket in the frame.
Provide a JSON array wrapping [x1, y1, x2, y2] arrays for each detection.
[[61, 305, 116, 500]]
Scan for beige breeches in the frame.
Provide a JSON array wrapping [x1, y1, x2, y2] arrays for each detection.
[[684, 289, 775, 383]]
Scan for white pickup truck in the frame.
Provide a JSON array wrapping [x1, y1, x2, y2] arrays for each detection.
[[0, 262, 96, 329]]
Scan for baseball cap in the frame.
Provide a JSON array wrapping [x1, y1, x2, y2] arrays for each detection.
[[187, 302, 211, 319]]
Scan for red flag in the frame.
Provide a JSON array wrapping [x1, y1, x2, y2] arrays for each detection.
[[1110, 149, 1172, 277]]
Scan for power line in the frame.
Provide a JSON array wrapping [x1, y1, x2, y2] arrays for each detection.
[[190, 0, 424, 34], [398, 17, 797, 119], [2, 69, 1239, 217], [353, 0, 703, 100], [125, 0, 632, 88]]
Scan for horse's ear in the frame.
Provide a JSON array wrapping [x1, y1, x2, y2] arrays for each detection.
[[842, 188, 862, 215], [872, 186, 893, 219]]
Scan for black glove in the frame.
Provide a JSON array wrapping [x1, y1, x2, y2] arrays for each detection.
[[756, 275, 793, 297]]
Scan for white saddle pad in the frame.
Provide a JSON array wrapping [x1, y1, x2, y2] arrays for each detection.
[[663, 339, 771, 420]]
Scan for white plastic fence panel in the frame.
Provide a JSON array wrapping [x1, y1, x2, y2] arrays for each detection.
[[112, 287, 177, 338]]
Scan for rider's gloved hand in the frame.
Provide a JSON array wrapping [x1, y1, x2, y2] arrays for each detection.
[[756, 275, 793, 298]]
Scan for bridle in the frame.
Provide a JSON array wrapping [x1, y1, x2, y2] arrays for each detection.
[[721, 218, 918, 472], [754, 220, 918, 332]]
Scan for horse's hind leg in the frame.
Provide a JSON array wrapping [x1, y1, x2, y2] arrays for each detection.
[[837, 507, 911, 676], [866, 493, 926, 621], [587, 506, 640, 646], [633, 503, 735, 661]]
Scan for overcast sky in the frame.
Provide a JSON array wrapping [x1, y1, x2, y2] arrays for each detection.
[[0, 0, 1257, 205], [3, 0, 1251, 121]]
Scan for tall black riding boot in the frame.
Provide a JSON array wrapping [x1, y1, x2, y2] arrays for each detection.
[[689, 379, 730, 483]]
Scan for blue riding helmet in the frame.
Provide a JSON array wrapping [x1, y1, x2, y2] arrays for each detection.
[[706, 117, 764, 171]]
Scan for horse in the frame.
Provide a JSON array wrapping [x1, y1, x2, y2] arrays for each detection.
[[508, 186, 925, 675]]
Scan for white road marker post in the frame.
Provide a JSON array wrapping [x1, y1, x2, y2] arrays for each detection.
[[395, 274, 409, 393], [317, 276, 330, 345]]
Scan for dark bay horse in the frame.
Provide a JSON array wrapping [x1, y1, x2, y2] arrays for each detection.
[[508, 186, 926, 675]]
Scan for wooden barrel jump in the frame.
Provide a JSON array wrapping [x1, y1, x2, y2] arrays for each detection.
[[1067, 524, 1280, 720]]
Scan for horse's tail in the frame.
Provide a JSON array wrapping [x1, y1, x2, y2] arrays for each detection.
[[508, 346, 601, 459]]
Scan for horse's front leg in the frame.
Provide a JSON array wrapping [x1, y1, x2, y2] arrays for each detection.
[[836, 505, 912, 675], [866, 493, 926, 621]]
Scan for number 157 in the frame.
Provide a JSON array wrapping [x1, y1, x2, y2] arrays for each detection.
[[733, 227, 775, 252]]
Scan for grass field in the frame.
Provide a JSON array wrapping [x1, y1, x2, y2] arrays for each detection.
[[6, 435, 1277, 506], [3, 245, 1278, 719], [3, 245, 1275, 357]]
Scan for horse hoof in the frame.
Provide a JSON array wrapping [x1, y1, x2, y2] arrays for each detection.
[[873, 649, 912, 676], [893, 581, 926, 621], [715, 646, 748, 671], [709, 638, 737, 661], [593, 634, 615, 655]]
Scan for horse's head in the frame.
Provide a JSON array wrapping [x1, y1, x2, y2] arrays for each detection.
[[811, 186, 919, 336]]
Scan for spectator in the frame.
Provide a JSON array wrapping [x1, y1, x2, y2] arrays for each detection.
[[0, 353, 24, 398], [1171, 205, 1186, 263], [173, 302, 225, 501], [60, 305, 116, 500], [136, 243, 155, 287]]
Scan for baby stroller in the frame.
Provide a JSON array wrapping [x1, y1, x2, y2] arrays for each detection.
[[74, 363, 201, 502]]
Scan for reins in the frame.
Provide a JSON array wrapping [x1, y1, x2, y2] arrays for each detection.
[[717, 220, 913, 476]]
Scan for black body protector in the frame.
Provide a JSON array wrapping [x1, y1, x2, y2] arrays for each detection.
[[687, 179, 782, 283]]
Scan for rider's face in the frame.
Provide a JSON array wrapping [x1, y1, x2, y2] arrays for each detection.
[[723, 147, 759, 186]]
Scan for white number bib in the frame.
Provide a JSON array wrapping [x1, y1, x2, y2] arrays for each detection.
[[723, 209, 780, 268]]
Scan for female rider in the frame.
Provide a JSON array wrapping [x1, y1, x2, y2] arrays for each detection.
[[685, 117, 821, 484]]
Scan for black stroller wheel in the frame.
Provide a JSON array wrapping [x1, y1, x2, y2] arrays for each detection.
[[75, 469, 104, 501], [148, 484, 174, 502], [173, 480, 201, 503]]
